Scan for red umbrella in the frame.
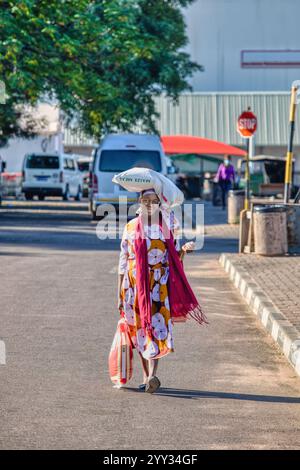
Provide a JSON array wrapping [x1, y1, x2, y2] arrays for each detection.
[[161, 135, 246, 156]]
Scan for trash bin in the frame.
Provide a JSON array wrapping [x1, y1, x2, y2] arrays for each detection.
[[228, 190, 245, 224], [253, 205, 288, 256], [186, 176, 202, 198]]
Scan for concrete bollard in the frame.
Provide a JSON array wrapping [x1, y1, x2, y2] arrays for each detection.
[[228, 190, 245, 224], [253, 205, 288, 256]]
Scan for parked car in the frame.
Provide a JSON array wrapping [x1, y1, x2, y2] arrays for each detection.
[[77, 156, 92, 197], [89, 134, 167, 219], [22, 153, 83, 201]]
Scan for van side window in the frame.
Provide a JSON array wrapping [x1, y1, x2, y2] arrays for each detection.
[[68, 159, 75, 171], [63, 159, 69, 170]]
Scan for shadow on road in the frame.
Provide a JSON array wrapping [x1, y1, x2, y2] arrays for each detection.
[[0, 251, 49, 257], [202, 237, 238, 254], [124, 387, 300, 403], [0, 199, 239, 253]]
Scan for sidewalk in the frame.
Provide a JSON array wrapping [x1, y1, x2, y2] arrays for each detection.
[[198, 200, 300, 376], [220, 253, 300, 376], [208, 196, 300, 377]]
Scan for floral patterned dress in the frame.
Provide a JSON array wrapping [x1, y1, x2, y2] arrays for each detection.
[[118, 212, 181, 360]]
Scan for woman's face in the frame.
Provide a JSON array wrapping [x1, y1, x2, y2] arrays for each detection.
[[139, 193, 160, 216]]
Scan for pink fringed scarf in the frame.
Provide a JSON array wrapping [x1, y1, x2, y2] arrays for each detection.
[[134, 211, 208, 336]]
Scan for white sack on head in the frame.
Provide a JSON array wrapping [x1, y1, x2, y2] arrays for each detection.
[[112, 167, 184, 208]]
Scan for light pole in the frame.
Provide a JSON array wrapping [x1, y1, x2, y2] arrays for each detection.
[[284, 81, 300, 203]]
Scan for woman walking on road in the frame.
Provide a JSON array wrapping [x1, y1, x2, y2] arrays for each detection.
[[117, 187, 207, 394]]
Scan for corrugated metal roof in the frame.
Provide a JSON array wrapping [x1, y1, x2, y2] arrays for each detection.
[[152, 92, 300, 147], [63, 92, 300, 147]]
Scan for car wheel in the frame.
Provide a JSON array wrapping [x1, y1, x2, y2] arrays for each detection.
[[63, 185, 70, 201], [25, 194, 33, 200], [38, 195, 45, 201], [75, 185, 82, 201]]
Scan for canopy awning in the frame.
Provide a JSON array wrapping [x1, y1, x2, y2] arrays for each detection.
[[161, 135, 246, 156]]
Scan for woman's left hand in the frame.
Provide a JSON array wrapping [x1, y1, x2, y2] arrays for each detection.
[[181, 241, 195, 253]]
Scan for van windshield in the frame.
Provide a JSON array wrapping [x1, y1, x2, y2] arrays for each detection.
[[26, 155, 60, 169], [99, 150, 162, 172]]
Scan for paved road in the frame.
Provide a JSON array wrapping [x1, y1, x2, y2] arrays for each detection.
[[0, 199, 299, 449]]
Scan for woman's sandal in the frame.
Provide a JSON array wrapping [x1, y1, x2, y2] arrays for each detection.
[[145, 376, 161, 394], [138, 377, 149, 391]]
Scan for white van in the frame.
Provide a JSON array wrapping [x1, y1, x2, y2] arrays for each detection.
[[22, 153, 83, 201], [89, 134, 167, 219]]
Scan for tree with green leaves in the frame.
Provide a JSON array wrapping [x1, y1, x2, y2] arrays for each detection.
[[0, 0, 202, 145]]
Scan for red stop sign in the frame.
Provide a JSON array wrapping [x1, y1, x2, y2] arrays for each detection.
[[237, 111, 257, 138]]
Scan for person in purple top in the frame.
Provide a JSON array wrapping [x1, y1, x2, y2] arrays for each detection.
[[215, 155, 235, 210]]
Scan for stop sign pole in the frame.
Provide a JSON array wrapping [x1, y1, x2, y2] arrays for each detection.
[[237, 107, 257, 210]]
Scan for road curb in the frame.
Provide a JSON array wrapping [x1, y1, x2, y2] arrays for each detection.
[[219, 253, 300, 376]]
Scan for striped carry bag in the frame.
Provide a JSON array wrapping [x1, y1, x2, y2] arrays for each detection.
[[108, 316, 133, 387]]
